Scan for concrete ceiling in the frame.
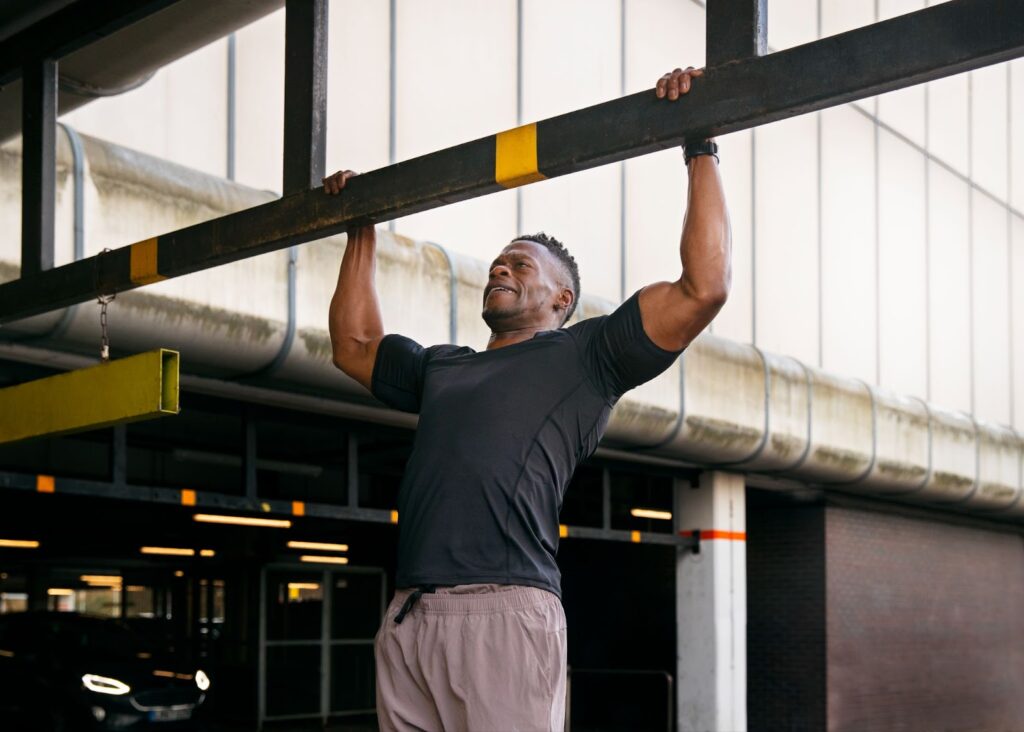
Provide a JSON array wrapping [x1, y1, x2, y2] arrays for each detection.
[[0, 0, 283, 143]]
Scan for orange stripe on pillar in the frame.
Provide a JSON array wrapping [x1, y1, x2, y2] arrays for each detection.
[[679, 529, 747, 541]]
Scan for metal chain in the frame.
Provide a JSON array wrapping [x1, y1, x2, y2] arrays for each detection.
[[97, 293, 115, 361], [96, 247, 115, 362]]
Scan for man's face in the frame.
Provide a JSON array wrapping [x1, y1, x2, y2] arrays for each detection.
[[482, 240, 572, 331]]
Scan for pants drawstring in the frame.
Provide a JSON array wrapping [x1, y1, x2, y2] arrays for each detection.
[[393, 585, 437, 624]]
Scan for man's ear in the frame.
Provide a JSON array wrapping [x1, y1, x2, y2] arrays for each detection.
[[556, 286, 575, 317]]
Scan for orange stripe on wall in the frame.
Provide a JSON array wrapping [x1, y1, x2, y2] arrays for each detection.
[[679, 529, 747, 541]]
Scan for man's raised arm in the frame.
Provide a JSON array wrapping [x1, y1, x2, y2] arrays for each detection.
[[637, 66, 732, 353], [325, 170, 385, 391]]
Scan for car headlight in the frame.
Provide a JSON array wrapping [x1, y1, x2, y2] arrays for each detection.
[[195, 669, 210, 691], [82, 674, 131, 696]]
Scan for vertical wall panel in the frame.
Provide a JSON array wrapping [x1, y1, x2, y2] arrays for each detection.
[[971, 64, 1009, 201], [1012, 59, 1024, 214], [753, 114, 819, 366], [820, 106, 876, 382], [326, 0, 390, 175], [234, 9, 286, 192], [712, 129, 753, 343], [820, 0, 873, 37], [971, 191, 1011, 424], [1012, 214, 1024, 431], [928, 162, 972, 413], [927, 72, 969, 177], [624, 0, 705, 95], [392, 0, 518, 263], [621, 0, 704, 302], [622, 150, 686, 299], [61, 42, 228, 179], [767, 0, 818, 51], [876, 0, 925, 148], [162, 41, 229, 177], [520, 0, 622, 302], [878, 130, 928, 397]]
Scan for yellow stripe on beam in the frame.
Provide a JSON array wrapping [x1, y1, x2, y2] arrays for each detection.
[[129, 238, 166, 285], [631, 530, 641, 543], [495, 123, 546, 188], [0, 350, 180, 445]]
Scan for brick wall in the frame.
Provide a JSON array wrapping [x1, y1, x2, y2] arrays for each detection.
[[826, 505, 1024, 732], [747, 490, 827, 732]]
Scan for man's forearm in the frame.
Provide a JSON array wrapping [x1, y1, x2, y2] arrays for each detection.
[[329, 225, 384, 354], [679, 154, 731, 303]]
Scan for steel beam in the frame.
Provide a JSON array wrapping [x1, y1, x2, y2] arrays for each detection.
[[0, 0, 180, 87], [20, 58, 56, 277], [0, 349, 179, 444], [282, 0, 328, 195], [706, 0, 767, 65], [0, 470, 694, 547], [0, 0, 1020, 324]]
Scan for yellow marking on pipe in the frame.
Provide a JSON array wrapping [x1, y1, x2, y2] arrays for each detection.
[[181, 489, 196, 506], [390, 510, 399, 524], [559, 524, 569, 539], [630, 530, 641, 543], [36, 475, 55, 493], [292, 501, 305, 516], [129, 238, 166, 285], [0, 350, 179, 445], [495, 123, 546, 188]]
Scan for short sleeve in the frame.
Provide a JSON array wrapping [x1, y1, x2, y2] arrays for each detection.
[[570, 290, 683, 400], [371, 334, 429, 413]]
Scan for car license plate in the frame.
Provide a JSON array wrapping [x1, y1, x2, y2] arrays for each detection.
[[149, 707, 192, 722]]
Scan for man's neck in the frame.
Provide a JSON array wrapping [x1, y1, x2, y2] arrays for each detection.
[[486, 326, 549, 351]]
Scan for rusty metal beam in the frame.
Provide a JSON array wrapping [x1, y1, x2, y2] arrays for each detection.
[[282, 0, 328, 194], [706, 0, 767, 65], [0, 0, 1020, 324], [20, 57, 56, 277]]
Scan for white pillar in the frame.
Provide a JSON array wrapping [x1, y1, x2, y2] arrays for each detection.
[[676, 470, 747, 732]]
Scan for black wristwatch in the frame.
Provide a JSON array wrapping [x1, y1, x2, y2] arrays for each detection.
[[683, 139, 719, 165]]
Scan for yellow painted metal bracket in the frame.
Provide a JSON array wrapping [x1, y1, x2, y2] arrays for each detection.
[[0, 349, 179, 445]]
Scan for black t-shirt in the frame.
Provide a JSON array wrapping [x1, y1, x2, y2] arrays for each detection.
[[370, 290, 681, 597]]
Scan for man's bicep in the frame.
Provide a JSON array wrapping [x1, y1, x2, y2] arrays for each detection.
[[334, 335, 385, 392], [636, 281, 721, 352]]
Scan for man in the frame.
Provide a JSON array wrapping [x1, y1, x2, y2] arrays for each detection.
[[325, 65, 729, 732]]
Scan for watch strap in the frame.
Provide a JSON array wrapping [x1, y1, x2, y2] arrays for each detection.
[[683, 139, 719, 165]]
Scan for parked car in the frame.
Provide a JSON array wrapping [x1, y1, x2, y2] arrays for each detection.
[[0, 612, 209, 730]]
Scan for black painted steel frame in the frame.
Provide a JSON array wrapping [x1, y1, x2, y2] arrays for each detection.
[[1, 0, 1021, 325], [0, 469, 693, 547]]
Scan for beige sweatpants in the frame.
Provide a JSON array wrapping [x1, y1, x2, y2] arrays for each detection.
[[374, 583, 567, 732]]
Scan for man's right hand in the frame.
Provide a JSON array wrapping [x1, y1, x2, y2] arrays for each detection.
[[323, 169, 356, 195]]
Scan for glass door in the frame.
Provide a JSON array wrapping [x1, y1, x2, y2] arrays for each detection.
[[259, 566, 384, 729]]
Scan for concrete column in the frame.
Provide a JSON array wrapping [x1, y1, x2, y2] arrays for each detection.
[[676, 471, 747, 732]]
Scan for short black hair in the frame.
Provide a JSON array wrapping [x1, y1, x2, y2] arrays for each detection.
[[512, 232, 580, 323]]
